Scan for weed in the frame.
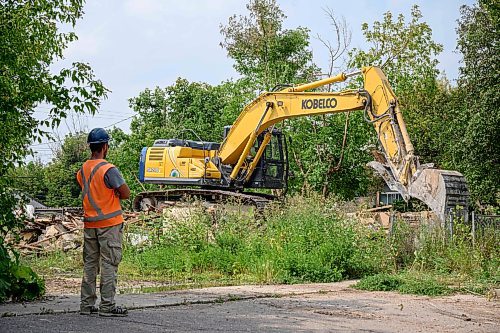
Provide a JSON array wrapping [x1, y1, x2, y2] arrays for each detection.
[[118, 196, 388, 285], [396, 273, 451, 296], [22, 250, 82, 277], [355, 272, 451, 296]]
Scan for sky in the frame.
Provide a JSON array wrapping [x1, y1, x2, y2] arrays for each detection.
[[31, 0, 476, 161]]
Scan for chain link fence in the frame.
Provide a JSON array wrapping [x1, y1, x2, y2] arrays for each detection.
[[470, 212, 500, 245]]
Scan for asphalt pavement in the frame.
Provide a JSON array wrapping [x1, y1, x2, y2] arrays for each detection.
[[1, 281, 498, 333]]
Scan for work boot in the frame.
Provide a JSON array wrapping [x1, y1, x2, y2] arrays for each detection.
[[80, 305, 99, 315], [99, 306, 128, 317]]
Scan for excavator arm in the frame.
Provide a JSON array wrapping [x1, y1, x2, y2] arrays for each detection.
[[217, 66, 469, 221]]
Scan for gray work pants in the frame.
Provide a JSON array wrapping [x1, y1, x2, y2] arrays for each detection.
[[80, 223, 123, 312]]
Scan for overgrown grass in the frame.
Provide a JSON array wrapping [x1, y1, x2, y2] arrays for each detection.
[[355, 216, 499, 296], [23, 196, 499, 297], [121, 197, 388, 284], [23, 250, 83, 277]]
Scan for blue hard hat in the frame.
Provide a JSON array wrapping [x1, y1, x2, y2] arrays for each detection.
[[87, 128, 110, 144]]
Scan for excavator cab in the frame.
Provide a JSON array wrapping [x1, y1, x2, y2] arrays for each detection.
[[245, 129, 288, 189], [223, 126, 288, 189]]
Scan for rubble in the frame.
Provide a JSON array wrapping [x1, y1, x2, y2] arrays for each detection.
[[346, 209, 439, 231], [15, 209, 144, 254], [15, 210, 84, 253]]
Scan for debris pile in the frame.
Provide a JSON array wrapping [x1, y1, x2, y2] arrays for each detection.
[[17, 209, 84, 253], [346, 208, 438, 231], [15, 209, 146, 253]]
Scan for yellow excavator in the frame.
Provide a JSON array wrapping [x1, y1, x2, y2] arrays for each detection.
[[134, 66, 469, 222]]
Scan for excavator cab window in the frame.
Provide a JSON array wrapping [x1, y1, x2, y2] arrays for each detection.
[[246, 129, 287, 189]]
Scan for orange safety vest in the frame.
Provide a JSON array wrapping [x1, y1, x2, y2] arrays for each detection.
[[76, 159, 124, 228]]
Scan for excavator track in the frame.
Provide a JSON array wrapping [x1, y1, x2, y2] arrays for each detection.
[[133, 189, 275, 212]]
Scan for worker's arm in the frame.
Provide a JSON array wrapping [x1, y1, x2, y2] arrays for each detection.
[[104, 167, 130, 200], [115, 183, 130, 200]]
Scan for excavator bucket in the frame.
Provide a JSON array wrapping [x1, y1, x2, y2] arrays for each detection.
[[368, 161, 469, 222], [408, 168, 469, 223]]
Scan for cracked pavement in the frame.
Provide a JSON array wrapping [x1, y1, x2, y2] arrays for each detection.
[[1, 281, 498, 332]]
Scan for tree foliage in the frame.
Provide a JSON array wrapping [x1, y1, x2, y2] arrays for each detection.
[[296, 5, 444, 198], [0, 0, 107, 301], [348, 6, 444, 163], [128, 79, 254, 144], [102, 78, 256, 198], [453, 0, 499, 205], [220, 0, 318, 90], [349, 5, 442, 95]]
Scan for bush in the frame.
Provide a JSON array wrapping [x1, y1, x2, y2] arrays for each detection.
[[354, 273, 402, 292], [76, 195, 499, 296], [9, 264, 46, 301], [122, 196, 388, 284], [0, 192, 45, 303], [355, 272, 451, 296], [413, 222, 499, 281], [0, 248, 45, 302], [397, 274, 450, 296]]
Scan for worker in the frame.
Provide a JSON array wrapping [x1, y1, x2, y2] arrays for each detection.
[[76, 128, 131, 317]]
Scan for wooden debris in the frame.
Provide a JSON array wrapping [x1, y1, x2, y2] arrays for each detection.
[[364, 205, 392, 212], [15, 209, 84, 254], [15, 208, 160, 254]]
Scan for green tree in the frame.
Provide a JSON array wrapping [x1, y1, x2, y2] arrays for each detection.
[[12, 133, 88, 207], [128, 79, 248, 144], [221, 0, 352, 197], [349, 5, 442, 95], [348, 5, 444, 160], [348, 5, 444, 146], [289, 5, 444, 199], [0, 0, 107, 301], [454, 0, 499, 206], [341, 5, 445, 198], [43, 133, 88, 207], [7, 161, 49, 204], [220, 0, 318, 90]]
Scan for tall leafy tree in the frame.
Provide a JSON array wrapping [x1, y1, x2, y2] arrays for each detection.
[[0, 0, 107, 300], [129, 79, 251, 144], [44, 133, 88, 207], [454, 0, 499, 206], [287, 5, 444, 199], [348, 5, 443, 151], [12, 133, 88, 207], [348, 4, 443, 148], [349, 5, 442, 95], [220, 0, 318, 91], [109, 78, 255, 196]]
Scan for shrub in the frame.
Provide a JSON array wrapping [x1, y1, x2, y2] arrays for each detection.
[[355, 272, 451, 296], [0, 250, 45, 302], [354, 273, 402, 291], [122, 196, 389, 284]]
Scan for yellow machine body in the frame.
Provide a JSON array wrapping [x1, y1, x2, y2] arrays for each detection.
[[143, 146, 221, 184]]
